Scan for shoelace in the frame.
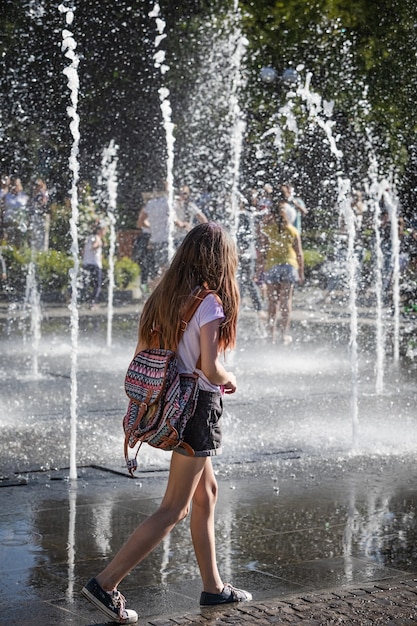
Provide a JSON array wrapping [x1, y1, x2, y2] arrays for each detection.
[[224, 584, 244, 601], [110, 589, 128, 618]]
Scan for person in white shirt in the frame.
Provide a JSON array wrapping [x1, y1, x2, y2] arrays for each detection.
[[174, 185, 207, 245], [82, 220, 107, 308], [281, 181, 308, 233], [3, 177, 28, 247], [136, 181, 172, 281]]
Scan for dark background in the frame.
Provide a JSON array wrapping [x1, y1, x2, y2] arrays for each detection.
[[1, 0, 416, 231]]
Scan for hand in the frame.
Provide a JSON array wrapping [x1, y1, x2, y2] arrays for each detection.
[[222, 373, 237, 394]]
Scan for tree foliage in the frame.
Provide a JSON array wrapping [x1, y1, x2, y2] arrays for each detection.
[[240, 0, 417, 215], [1, 0, 416, 233]]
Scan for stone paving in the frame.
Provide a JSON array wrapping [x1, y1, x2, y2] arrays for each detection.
[[142, 580, 417, 625], [2, 464, 417, 626]]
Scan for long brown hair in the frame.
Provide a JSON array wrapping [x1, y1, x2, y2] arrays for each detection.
[[139, 222, 240, 351]]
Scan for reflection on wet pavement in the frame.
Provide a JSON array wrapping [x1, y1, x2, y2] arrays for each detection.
[[1, 459, 416, 621]]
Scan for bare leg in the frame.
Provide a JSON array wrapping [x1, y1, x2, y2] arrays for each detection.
[[96, 453, 207, 591], [266, 283, 279, 343], [190, 458, 223, 594], [279, 281, 293, 339]]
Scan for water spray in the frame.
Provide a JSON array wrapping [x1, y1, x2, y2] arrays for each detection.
[[262, 68, 360, 449], [97, 141, 118, 348], [60, 1, 80, 481], [149, 2, 176, 260], [228, 4, 248, 239]]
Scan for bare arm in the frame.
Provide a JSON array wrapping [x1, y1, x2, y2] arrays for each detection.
[[294, 233, 305, 282], [136, 208, 148, 229], [91, 235, 102, 250], [293, 197, 308, 216], [199, 319, 236, 393], [195, 209, 208, 224]]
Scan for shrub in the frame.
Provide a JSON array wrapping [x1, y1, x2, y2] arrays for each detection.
[[303, 248, 326, 269], [0, 246, 74, 296], [114, 256, 140, 289], [35, 250, 74, 293], [1, 245, 31, 293]]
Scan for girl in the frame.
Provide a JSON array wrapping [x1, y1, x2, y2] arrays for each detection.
[[82, 222, 252, 624], [258, 197, 304, 345]]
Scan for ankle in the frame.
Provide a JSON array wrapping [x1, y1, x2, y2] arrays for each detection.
[[204, 585, 224, 594], [203, 580, 224, 595], [95, 574, 113, 593]]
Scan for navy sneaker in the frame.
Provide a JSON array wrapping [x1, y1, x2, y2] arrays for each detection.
[[200, 583, 252, 606], [81, 577, 138, 624]]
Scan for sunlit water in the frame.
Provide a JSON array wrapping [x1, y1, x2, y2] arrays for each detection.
[[61, 3, 80, 480], [0, 310, 416, 477], [97, 139, 119, 347]]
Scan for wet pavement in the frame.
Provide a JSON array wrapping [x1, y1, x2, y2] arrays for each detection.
[[1, 289, 417, 624], [2, 460, 417, 625]]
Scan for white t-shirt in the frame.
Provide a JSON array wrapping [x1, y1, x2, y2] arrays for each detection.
[[83, 235, 102, 268], [4, 192, 28, 223], [282, 201, 297, 225], [176, 293, 225, 392], [145, 196, 170, 244]]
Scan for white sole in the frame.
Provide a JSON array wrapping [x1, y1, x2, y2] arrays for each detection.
[[81, 586, 124, 622]]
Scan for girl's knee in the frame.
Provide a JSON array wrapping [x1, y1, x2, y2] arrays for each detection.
[[193, 478, 218, 510], [159, 502, 190, 526]]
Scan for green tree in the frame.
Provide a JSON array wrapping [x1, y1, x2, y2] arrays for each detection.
[[240, 0, 417, 215], [1, 0, 416, 233]]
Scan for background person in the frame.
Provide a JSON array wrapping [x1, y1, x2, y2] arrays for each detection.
[[3, 176, 28, 247], [28, 178, 50, 251], [136, 180, 172, 284], [174, 184, 207, 245], [281, 181, 308, 233], [82, 220, 107, 308], [0, 247, 6, 282], [0, 174, 10, 241], [258, 195, 304, 344], [132, 213, 152, 295]]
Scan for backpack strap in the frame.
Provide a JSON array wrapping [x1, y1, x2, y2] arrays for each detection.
[[180, 287, 222, 369], [150, 287, 219, 350], [149, 327, 162, 349], [179, 287, 215, 334]]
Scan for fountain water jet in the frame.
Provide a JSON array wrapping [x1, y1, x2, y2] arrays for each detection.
[[338, 177, 360, 449], [389, 179, 401, 363], [60, 2, 80, 481], [366, 151, 386, 394], [97, 140, 118, 348], [261, 69, 361, 448], [257, 65, 412, 445], [66, 484, 77, 602], [23, 259, 42, 379], [149, 2, 176, 260], [226, 4, 248, 237]]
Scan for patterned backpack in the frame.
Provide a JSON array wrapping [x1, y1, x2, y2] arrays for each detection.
[[123, 288, 214, 476]]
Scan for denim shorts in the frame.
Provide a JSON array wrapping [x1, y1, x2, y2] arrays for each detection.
[[264, 263, 299, 284], [174, 389, 223, 457]]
